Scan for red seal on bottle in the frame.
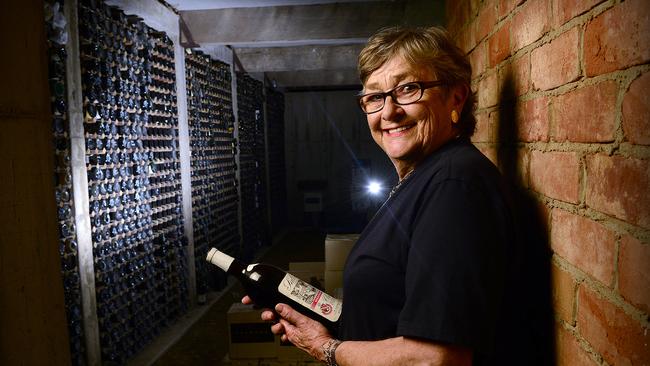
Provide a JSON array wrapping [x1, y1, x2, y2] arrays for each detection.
[[320, 303, 333, 315]]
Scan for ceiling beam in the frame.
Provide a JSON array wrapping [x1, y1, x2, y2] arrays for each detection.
[[180, 0, 444, 46], [234, 44, 364, 73], [265, 69, 361, 89]]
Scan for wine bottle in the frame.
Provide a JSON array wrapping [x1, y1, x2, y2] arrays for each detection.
[[206, 248, 342, 326]]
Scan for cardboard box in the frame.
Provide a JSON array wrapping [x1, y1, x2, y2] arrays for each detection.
[[221, 354, 262, 366], [325, 233, 360, 241], [222, 354, 317, 366], [277, 340, 312, 361], [288, 262, 325, 273], [227, 303, 278, 359], [324, 270, 344, 298], [325, 234, 358, 271], [288, 262, 325, 290]]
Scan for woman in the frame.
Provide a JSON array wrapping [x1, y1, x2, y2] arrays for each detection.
[[244, 26, 517, 365]]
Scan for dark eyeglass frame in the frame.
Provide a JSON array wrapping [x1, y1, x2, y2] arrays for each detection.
[[357, 80, 447, 114]]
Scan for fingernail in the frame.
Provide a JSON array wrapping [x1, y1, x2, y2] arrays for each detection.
[[275, 304, 283, 313]]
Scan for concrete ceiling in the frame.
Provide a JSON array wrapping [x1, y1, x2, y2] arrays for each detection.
[[173, 0, 446, 90]]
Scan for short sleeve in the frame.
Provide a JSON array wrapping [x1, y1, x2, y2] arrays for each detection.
[[396, 178, 508, 354]]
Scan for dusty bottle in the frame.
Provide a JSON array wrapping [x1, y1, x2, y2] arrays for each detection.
[[206, 248, 342, 326]]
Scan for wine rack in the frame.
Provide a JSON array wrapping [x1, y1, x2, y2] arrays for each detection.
[[236, 73, 268, 259], [44, 0, 287, 363], [45, 1, 86, 364], [78, 1, 188, 363], [265, 89, 287, 234], [185, 51, 239, 295]]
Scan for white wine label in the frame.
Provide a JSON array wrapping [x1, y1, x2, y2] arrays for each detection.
[[278, 273, 342, 322]]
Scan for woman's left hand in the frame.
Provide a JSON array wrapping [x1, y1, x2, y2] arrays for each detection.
[[267, 303, 333, 361]]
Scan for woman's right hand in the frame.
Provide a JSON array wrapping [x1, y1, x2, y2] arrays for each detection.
[[241, 295, 332, 362]]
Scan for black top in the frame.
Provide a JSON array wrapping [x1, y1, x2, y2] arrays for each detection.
[[339, 138, 518, 363]]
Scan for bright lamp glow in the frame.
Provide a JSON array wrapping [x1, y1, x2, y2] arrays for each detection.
[[367, 180, 382, 195]]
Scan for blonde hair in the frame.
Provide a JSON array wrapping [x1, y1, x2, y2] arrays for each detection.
[[358, 26, 477, 138]]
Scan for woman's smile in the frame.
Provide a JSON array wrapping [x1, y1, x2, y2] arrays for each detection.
[[384, 123, 417, 136]]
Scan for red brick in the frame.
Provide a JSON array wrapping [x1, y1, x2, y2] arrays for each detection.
[[499, 0, 522, 19], [555, 325, 598, 366], [529, 150, 580, 203], [469, 0, 481, 18], [469, 41, 487, 80], [511, 53, 530, 96], [619, 235, 650, 313], [476, 2, 498, 42], [456, 22, 477, 54], [577, 285, 650, 366], [623, 71, 650, 145], [488, 22, 511, 67], [515, 147, 530, 188], [489, 109, 499, 139], [446, 1, 465, 34], [478, 70, 498, 108], [536, 197, 551, 226], [553, 0, 604, 27], [531, 27, 581, 91], [552, 81, 618, 143], [551, 263, 577, 323], [550, 209, 616, 285], [447, 1, 472, 35], [584, 0, 650, 76], [511, 0, 551, 52], [477, 144, 498, 166], [516, 96, 550, 142], [471, 111, 490, 143], [586, 155, 650, 229]]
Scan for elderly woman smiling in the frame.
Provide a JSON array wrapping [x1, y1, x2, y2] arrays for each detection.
[[244, 26, 520, 366]]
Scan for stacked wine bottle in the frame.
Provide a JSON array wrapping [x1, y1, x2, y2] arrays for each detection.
[[185, 51, 239, 296], [45, 0, 289, 363], [45, 1, 87, 363], [265, 89, 288, 233], [78, 0, 188, 363], [236, 73, 268, 259]]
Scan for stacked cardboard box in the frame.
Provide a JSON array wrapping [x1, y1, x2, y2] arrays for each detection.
[[227, 303, 278, 360], [324, 234, 359, 299], [224, 235, 359, 365], [221, 354, 322, 366], [288, 262, 326, 291]]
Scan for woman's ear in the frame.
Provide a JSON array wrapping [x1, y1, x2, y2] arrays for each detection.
[[450, 83, 470, 113]]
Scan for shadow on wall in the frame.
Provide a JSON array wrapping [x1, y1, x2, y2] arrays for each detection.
[[496, 71, 556, 365]]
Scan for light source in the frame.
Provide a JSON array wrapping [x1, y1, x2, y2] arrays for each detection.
[[366, 180, 382, 195]]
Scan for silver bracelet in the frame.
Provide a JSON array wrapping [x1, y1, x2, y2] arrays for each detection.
[[322, 338, 342, 366]]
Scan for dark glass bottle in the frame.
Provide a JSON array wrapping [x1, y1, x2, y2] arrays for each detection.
[[206, 248, 341, 327]]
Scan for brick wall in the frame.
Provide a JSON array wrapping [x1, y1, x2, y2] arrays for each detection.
[[447, 0, 649, 364]]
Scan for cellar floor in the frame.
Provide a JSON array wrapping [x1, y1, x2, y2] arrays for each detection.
[[140, 228, 327, 366]]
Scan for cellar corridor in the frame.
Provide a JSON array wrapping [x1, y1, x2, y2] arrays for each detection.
[[3, 0, 649, 365]]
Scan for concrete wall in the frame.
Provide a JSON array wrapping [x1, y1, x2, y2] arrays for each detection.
[[447, 0, 649, 364], [284, 90, 395, 231], [0, 1, 72, 364]]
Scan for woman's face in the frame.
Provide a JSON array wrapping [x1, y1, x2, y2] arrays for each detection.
[[363, 56, 463, 171]]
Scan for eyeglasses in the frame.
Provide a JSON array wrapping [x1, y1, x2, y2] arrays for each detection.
[[357, 81, 446, 114]]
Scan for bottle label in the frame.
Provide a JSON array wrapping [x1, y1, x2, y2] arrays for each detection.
[[277, 273, 342, 322]]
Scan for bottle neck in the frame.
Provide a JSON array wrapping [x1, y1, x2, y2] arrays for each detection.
[[206, 248, 237, 272]]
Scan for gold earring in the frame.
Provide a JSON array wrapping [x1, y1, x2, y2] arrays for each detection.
[[451, 110, 459, 123]]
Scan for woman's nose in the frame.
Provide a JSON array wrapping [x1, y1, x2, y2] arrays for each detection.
[[381, 95, 404, 121]]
